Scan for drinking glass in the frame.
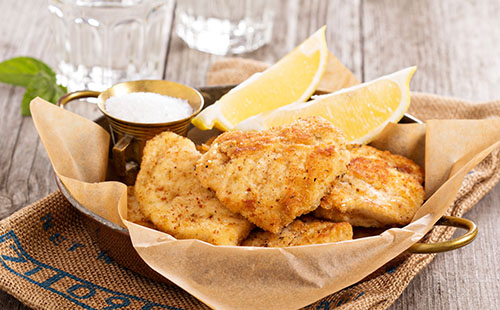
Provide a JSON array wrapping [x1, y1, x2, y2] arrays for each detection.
[[175, 0, 277, 55], [48, 0, 172, 91]]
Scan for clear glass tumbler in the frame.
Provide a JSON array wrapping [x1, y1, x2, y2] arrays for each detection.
[[175, 0, 276, 55], [48, 0, 171, 91]]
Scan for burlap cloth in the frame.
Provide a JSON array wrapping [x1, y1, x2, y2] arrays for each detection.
[[2, 58, 500, 310]]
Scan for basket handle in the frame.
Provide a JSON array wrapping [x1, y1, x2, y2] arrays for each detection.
[[57, 90, 101, 107], [408, 216, 477, 254]]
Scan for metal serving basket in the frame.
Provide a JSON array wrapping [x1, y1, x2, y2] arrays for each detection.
[[56, 85, 478, 283]]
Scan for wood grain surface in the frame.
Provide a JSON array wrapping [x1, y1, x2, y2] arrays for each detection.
[[0, 0, 499, 309]]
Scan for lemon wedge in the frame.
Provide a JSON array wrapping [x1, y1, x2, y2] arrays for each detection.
[[192, 26, 328, 131], [236, 67, 416, 144]]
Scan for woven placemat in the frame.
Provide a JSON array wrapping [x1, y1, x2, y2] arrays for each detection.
[[2, 62, 500, 309]]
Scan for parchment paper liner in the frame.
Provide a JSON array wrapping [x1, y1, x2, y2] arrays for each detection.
[[30, 97, 500, 310]]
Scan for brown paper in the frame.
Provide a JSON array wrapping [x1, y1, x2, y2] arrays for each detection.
[[30, 99, 127, 228], [424, 119, 500, 198], [30, 97, 500, 310]]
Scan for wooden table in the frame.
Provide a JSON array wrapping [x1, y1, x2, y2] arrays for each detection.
[[1, 0, 499, 309]]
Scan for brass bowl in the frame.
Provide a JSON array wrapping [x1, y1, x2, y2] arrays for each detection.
[[56, 85, 477, 283]]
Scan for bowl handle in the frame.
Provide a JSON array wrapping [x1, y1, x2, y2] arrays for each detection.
[[57, 90, 101, 107], [408, 216, 477, 254]]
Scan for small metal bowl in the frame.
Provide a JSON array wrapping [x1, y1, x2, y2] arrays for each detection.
[[56, 85, 477, 282], [58, 80, 204, 185]]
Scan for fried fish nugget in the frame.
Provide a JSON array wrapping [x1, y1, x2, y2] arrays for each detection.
[[127, 186, 155, 229], [242, 217, 353, 247], [196, 117, 350, 233], [315, 144, 424, 227], [134, 132, 253, 245]]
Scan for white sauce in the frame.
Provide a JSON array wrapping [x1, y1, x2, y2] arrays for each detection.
[[104, 92, 193, 123]]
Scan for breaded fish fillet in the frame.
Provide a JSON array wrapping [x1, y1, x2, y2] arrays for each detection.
[[242, 217, 353, 247], [134, 132, 253, 245], [315, 144, 424, 227], [196, 117, 350, 233]]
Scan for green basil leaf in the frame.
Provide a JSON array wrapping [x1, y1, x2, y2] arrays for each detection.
[[21, 71, 67, 116], [0, 56, 56, 87]]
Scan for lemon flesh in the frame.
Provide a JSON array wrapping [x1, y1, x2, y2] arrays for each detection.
[[236, 67, 416, 144], [192, 26, 328, 131]]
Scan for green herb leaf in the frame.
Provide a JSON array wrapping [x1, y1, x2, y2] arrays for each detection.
[[0, 56, 56, 87], [21, 71, 67, 116], [0, 56, 67, 116]]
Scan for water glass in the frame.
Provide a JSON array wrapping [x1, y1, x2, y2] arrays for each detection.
[[48, 0, 172, 92], [175, 0, 277, 55]]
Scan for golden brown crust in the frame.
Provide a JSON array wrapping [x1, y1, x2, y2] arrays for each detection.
[[242, 217, 353, 247], [196, 117, 350, 233], [134, 131, 253, 245], [315, 144, 424, 228], [127, 186, 155, 229], [195, 136, 218, 154]]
